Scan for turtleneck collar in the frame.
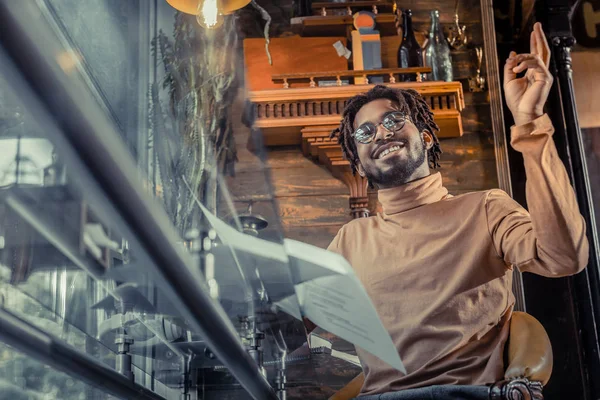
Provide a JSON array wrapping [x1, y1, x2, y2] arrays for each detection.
[[377, 172, 448, 215]]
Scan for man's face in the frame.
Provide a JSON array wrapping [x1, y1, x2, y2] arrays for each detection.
[[353, 99, 433, 188]]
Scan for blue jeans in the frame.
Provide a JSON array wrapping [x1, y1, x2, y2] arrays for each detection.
[[355, 385, 490, 399]]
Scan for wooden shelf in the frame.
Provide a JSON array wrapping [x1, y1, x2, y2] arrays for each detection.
[[291, 13, 398, 37], [311, 0, 393, 9], [311, 0, 394, 16], [272, 67, 432, 88]]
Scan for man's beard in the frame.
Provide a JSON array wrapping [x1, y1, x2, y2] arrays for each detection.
[[363, 138, 427, 188]]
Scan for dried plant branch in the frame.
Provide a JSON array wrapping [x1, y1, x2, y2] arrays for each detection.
[[251, 0, 273, 65]]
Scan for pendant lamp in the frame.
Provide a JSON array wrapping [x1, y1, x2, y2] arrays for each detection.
[[165, 0, 251, 15]]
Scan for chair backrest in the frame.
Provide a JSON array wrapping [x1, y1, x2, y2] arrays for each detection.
[[505, 311, 553, 385]]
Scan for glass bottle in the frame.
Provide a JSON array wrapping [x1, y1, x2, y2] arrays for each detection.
[[397, 9, 423, 81], [424, 10, 454, 82]]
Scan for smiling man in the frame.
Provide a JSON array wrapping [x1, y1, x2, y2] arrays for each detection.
[[324, 23, 589, 399]]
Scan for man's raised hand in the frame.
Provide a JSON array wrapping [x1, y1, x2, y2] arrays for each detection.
[[504, 22, 554, 126]]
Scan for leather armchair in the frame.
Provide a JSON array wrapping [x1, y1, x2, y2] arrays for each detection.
[[329, 311, 553, 400]]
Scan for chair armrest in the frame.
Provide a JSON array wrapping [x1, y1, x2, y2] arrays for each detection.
[[505, 311, 553, 385], [329, 372, 364, 400]]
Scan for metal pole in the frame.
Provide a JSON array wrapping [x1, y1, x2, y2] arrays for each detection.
[[0, 3, 277, 399], [543, 1, 600, 395], [0, 307, 166, 400], [551, 33, 600, 396], [551, 39, 600, 266]]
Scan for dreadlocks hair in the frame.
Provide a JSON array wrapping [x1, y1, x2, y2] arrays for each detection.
[[330, 85, 442, 177]]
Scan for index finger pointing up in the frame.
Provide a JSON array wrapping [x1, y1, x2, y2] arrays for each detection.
[[535, 22, 551, 66], [530, 27, 538, 57]]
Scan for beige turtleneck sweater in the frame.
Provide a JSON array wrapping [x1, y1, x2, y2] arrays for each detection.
[[327, 114, 589, 396]]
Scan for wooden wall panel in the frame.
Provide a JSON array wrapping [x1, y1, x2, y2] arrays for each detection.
[[284, 224, 344, 249], [243, 36, 349, 91], [276, 194, 351, 227], [231, 164, 348, 199]]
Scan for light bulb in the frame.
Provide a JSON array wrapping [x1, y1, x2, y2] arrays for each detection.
[[196, 0, 224, 29]]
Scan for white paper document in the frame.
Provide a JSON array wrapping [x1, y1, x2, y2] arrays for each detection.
[[197, 203, 406, 374], [284, 239, 406, 374]]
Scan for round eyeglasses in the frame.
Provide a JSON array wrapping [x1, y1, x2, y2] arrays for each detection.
[[352, 111, 409, 144]]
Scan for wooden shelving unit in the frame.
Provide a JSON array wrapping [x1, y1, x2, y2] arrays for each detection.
[[248, 81, 465, 146]]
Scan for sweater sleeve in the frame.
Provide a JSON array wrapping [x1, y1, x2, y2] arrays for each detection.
[[327, 227, 343, 254], [485, 114, 589, 277]]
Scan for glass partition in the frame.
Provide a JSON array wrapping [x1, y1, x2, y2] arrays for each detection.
[[0, 1, 318, 399], [1, 0, 522, 398]]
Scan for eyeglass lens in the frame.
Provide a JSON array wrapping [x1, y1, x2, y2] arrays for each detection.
[[353, 112, 407, 144]]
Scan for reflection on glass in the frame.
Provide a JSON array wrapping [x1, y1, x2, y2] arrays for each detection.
[[0, 1, 320, 398], [0, 343, 110, 400], [0, 138, 54, 187]]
